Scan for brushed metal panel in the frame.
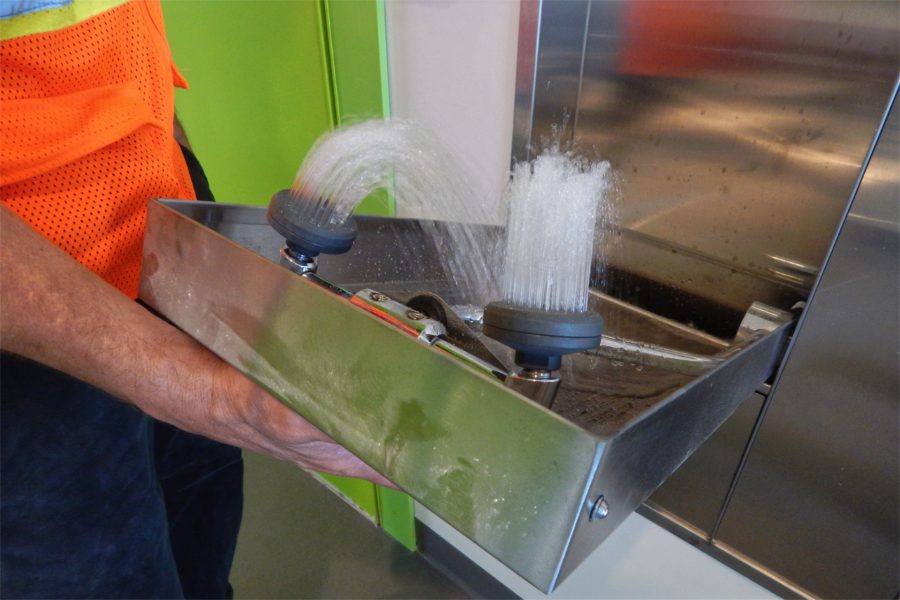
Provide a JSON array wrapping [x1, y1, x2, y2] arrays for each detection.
[[511, 0, 539, 163], [140, 200, 603, 591], [645, 392, 766, 535], [141, 200, 797, 591], [512, 0, 590, 162], [518, 0, 900, 318], [716, 88, 900, 598], [557, 324, 789, 585]]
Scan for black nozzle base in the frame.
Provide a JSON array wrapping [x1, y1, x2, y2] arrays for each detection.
[[514, 352, 562, 371], [483, 302, 603, 371], [267, 189, 358, 257]]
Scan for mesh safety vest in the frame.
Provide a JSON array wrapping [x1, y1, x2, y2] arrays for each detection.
[[1, 0, 196, 298]]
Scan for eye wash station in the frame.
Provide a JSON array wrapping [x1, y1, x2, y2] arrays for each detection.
[[139, 119, 792, 593], [144, 2, 898, 595]]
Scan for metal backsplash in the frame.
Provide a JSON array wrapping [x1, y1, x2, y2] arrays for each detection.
[[514, 0, 899, 322], [714, 81, 899, 600]]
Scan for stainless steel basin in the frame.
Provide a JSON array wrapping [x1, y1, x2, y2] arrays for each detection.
[[140, 199, 791, 592]]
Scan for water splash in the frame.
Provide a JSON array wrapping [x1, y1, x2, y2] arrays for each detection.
[[287, 119, 501, 304], [286, 119, 613, 310], [499, 147, 612, 313]]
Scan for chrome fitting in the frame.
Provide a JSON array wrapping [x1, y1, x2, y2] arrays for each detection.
[[279, 245, 318, 276], [505, 368, 562, 409]]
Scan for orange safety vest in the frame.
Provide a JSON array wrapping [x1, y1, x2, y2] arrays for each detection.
[[1, 0, 196, 298]]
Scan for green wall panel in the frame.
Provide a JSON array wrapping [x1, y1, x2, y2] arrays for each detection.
[[323, 0, 394, 216], [324, 1, 407, 540], [164, 1, 334, 206], [321, 473, 379, 521], [325, 0, 390, 121], [377, 486, 417, 551], [164, 0, 412, 548]]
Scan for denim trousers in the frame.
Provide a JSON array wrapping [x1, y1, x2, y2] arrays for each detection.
[[1, 353, 244, 598]]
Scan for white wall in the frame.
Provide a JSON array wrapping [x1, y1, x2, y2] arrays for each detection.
[[384, 0, 519, 221]]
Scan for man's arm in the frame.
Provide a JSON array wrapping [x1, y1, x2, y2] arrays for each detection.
[[0, 205, 391, 485]]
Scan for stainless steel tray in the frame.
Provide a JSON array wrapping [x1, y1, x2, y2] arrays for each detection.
[[140, 199, 790, 592]]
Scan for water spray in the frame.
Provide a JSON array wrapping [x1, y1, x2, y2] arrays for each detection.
[[268, 119, 500, 303], [484, 148, 611, 407], [268, 189, 358, 275], [267, 121, 612, 409]]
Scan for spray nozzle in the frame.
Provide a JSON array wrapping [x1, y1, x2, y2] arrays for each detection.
[[483, 302, 603, 370], [267, 189, 358, 258]]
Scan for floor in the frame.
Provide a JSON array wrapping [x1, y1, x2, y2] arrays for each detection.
[[229, 452, 468, 599], [415, 505, 774, 599]]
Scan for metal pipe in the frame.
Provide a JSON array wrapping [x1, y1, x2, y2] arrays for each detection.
[[505, 368, 562, 409], [586, 335, 725, 375], [587, 301, 794, 375]]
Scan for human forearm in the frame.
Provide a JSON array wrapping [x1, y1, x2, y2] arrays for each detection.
[[2, 204, 223, 424], [1, 205, 392, 483]]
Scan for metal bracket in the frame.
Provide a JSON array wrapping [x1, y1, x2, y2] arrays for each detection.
[[735, 302, 795, 343], [354, 288, 447, 345], [279, 245, 318, 275]]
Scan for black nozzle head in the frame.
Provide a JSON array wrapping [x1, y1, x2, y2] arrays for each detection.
[[267, 189, 358, 257], [483, 302, 603, 370]]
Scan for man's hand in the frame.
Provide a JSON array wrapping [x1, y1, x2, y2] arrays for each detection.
[[0, 205, 392, 487]]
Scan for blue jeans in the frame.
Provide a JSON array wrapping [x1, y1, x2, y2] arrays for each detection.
[[1, 353, 243, 598]]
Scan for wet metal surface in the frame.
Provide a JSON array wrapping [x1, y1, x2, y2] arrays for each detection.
[[140, 201, 788, 592], [142, 203, 603, 592], [511, 5, 898, 589], [514, 0, 899, 315]]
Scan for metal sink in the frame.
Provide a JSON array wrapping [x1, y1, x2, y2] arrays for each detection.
[[140, 199, 791, 592]]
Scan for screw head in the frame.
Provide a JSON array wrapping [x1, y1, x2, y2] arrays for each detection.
[[406, 310, 426, 321], [589, 495, 609, 521], [369, 292, 389, 302]]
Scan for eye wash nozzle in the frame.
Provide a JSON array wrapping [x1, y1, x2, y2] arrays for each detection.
[[267, 189, 358, 275], [483, 147, 611, 407]]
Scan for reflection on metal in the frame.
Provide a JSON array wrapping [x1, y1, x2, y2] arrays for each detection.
[[142, 201, 601, 591], [511, 0, 540, 162], [141, 200, 791, 592], [734, 302, 794, 344], [588, 336, 722, 375], [588, 495, 609, 522], [450, 304, 484, 325], [432, 339, 507, 382], [570, 302, 790, 376], [505, 368, 561, 408], [279, 246, 317, 276], [763, 254, 818, 288], [555, 314, 788, 587], [640, 78, 900, 600], [716, 81, 900, 599], [642, 392, 768, 537], [514, 0, 900, 317], [589, 288, 731, 350], [353, 288, 447, 345]]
